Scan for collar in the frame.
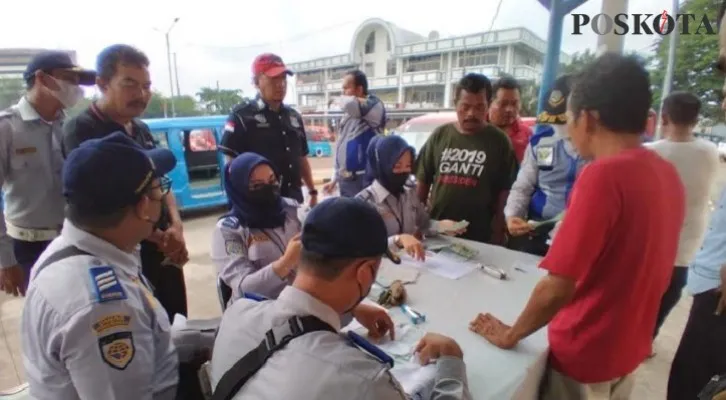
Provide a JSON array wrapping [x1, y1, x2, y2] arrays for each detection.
[[370, 180, 392, 204], [61, 220, 140, 276], [16, 97, 63, 122], [255, 95, 285, 112], [277, 286, 342, 331]]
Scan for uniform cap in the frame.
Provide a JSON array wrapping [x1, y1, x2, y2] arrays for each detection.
[[252, 53, 293, 78], [63, 132, 176, 214], [302, 197, 400, 264], [537, 75, 572, 125], [24, 51, 96, 86]]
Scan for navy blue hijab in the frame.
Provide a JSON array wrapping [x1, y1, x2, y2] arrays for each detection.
[[223, 153, 286, 229], [364, 135, 415, 196]]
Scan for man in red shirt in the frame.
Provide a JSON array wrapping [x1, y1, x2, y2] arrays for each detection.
[[488, 75, 532, 163], [470, 54, 685, 399]]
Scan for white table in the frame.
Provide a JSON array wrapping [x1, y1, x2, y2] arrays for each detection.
[[378, 236, 549, 400]]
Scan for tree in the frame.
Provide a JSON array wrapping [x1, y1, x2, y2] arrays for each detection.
[[559, 49, 598, 76], [196, 86, 247, 114], [0, 77, 25, 110], [650, 0, 722, 124], [142, 92, 202, 119]]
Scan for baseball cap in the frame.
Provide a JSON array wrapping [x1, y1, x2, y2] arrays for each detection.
[[252, 53, 294, 78], [302, 197, 400, 264], [63, 132, 177, 214], [24, 51, 96, 86], [536, 75, 572, 125]]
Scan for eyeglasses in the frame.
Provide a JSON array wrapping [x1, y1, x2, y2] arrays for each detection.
[[147, 176, 172, 196]]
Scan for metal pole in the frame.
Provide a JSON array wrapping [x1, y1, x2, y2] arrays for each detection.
[[166, 33, 176, 117], [596, 0, 628, 55], [656, 0, 680, 139], [536, 0, 564, 116], [173, 52, 181, 100]]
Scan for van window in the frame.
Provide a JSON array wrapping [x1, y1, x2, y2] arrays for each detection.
[[179, 128, 217, 151], [151, 131, 170, 149]]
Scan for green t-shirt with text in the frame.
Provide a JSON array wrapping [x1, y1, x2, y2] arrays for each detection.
[[416, 122, 517, 243]]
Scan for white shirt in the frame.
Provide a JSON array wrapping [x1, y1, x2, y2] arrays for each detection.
[[646, 138, 720, 266]]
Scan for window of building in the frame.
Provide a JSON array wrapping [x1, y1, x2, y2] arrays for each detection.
[[297, 71, 324, 83], [364, 62, 375, 77], [365, 32, 376, 54], [329, 67, 348, 81], [403, 55, 441, 73], [387, 60, 397, 76], [457, 49, 499, 68]]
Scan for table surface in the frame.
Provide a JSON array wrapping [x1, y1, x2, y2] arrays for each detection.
[[378, 236, 549, 400]]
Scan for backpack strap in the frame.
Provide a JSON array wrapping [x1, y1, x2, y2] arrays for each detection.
[[211, 315, 336, 400]]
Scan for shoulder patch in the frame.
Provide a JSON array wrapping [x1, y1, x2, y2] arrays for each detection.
[[241, 292, 269, 302], [221, 216, 240, 230], [225, 240, 243, 255], [99, 331, 135, 370], [347, 331, 394, 367], [93, 314, 131, 335], [89, 266, 127, 303]]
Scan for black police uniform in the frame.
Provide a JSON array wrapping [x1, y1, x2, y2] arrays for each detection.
[[62, 103, 188, 321], [219, 97, 310, 203]]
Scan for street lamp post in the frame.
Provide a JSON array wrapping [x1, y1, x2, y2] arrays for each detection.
[[164, 17, 180, 117]]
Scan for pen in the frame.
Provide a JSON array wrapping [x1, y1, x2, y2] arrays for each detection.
[[400, 304, 426, 324], [477, 264, 508, 280], [347, 331, 395, 367]]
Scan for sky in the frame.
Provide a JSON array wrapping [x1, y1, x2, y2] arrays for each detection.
[[0, 0, 680, 102]]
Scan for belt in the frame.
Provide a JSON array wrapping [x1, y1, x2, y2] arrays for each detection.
[[338, 170, 366, 179], [6, 222, 60, 242]]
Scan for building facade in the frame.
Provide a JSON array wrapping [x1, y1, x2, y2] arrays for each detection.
[[289, 18, 570, 112], [0, 48, 78, 80]]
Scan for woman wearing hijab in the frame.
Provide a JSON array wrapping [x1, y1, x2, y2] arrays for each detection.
[[356, 135, 465, 261], [211, 153, 302, 302]]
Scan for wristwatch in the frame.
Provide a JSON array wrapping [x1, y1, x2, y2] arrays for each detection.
[[309, 189, 318, 196], [393, 235, 402, 248]]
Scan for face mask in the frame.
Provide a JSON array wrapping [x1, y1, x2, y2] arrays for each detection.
[[48, 76, 83, 109], [343, 263, 376, 314], [389, 173, 410, 192], [248, 183, 280, 205]]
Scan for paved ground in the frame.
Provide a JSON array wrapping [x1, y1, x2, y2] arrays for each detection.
[[0, 156, 723, 399]]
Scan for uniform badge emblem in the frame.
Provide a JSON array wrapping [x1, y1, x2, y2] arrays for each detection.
[[290, 116, 300, 128], [254, 114, 267, 124], [93, 314, 131, 335], [536, 146, 554, 167], [225, 240, 243, 255], [548, 90, 564, 108], [99, 331, 135, 370]]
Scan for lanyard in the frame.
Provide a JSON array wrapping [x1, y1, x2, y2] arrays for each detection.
[[261, 228, 287, 256], [383, 196, 405, 234]]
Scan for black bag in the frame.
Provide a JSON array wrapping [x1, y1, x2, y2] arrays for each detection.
[[699, 374, 726, 400]]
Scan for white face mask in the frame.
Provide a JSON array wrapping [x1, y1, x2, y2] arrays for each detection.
[[48, 76, 84, 109]]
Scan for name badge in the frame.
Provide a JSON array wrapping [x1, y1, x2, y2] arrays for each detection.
[[536, 145, 555, 168]]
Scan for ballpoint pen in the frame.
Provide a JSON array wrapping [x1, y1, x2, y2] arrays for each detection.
[[476, 264, 508, 280], [400, 304, 426, 324]]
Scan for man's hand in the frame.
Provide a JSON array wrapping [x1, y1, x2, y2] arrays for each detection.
[[469, 313, 518, 349], [322, 181, 337, 195], [506, 217, 532, 237], [398, 234, 425, 261], [352, 303, 395, 341], [437, 220, 467, 236], [308, 194, 318, 208], [273, 234, 302, 277], [414, 333, 464, 364], [0, 265, 25, 297], [717, 265, 726, 315]]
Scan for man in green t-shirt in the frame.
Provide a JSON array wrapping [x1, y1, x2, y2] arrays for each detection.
[[416, 73, 517, 244]]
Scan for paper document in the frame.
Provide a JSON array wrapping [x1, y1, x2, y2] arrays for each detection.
[[528, 211, 565, 229], [401, 252, 475, 280]]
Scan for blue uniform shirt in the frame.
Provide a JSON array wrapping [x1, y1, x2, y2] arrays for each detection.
[[688, 187, 726, 294]]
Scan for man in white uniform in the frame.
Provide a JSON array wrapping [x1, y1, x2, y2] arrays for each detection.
[[646, 91, 720, 339], [211, 197, 471, 400]]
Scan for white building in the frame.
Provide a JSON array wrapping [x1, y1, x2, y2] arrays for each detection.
[[290, 18, 570, 112], [0, 48, 78, 80]]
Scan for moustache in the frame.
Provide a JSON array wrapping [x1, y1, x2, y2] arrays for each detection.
[[128, 101, 147, 108], [464, 118, 480, 124]]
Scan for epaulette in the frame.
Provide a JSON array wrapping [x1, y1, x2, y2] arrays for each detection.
[[241, 292, 269, 302], [231, 100, 254, 114], [530, 125, 556, 147], [89, 266, 127, 303], [347, 331, 394, 367], [220, 215, 240, 230]]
